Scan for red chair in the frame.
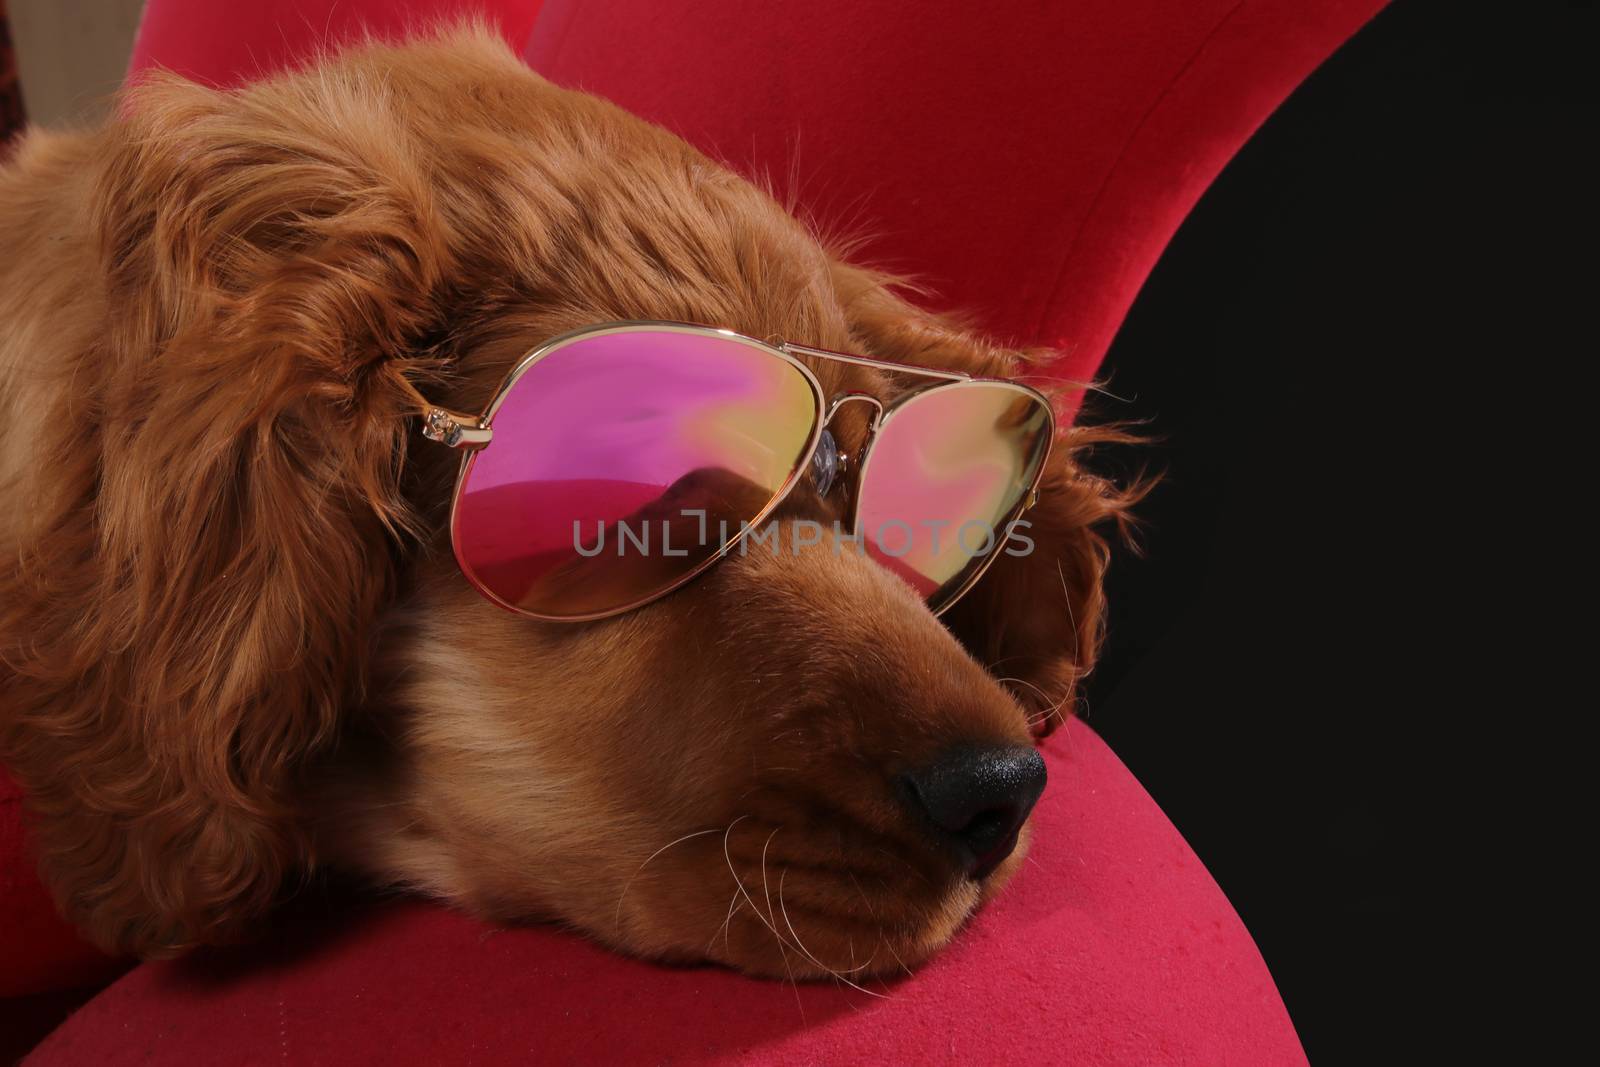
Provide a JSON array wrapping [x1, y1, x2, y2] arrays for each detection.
[[4, 1, 1383, 1060]]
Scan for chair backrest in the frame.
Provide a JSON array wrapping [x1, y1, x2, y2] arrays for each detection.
[[129, 0, 1384, 394], [129, 0, 543, 92]]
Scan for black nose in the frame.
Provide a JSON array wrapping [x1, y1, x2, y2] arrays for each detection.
[[900, 745, 1047, 879]]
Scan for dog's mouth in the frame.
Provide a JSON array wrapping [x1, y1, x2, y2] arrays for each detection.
[[714, 824, 1026, 980], [601, 742, 1048, 979], [614, 801, 1032, 982]]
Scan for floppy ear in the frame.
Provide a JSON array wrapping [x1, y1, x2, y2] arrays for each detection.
[[0, 74, 446, 954], [831, 262, 1143, 734], [939, 430, 1142, 734]]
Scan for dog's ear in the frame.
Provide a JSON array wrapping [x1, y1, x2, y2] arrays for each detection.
[[831, 262, 1144, 734], [939, 430, 1143, 735], [0, 74, 445, 954]]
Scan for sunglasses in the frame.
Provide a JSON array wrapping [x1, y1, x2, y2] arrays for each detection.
[[417, 322, 1055, 622]]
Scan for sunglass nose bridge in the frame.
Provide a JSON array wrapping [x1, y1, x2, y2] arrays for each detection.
[[823, 391, 884, 426], [812, 392, 882, 499]]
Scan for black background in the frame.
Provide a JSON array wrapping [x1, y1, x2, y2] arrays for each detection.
[[1081, 2, 1585, 1059]]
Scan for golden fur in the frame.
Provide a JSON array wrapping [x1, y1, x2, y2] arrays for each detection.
[[0, 28, 1135, 978]]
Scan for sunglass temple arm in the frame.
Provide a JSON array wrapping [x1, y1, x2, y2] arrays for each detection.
[[414, 340, 968, 452]]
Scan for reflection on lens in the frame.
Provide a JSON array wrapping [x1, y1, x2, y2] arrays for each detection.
[[856, 383, 1051, 610], [454, 328, 819, 619]]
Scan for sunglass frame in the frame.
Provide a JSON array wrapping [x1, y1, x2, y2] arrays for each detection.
[[420, 321, 1056, 622]]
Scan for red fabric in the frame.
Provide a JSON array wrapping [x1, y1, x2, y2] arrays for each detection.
[[0, 987, 103, 1066], [127, 0, 544, 87], [27, 722, 1307, 1065], [0, 769, 125, 1001], [526, 0, 1383, 406]]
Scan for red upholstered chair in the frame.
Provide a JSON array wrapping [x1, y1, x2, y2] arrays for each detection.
[[3, 1, 1383, 1061]]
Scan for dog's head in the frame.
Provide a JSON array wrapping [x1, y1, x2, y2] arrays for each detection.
[[0, 28, 1135, 976]]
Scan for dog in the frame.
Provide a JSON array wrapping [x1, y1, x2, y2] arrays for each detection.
[[0, 27, 1135, 979]]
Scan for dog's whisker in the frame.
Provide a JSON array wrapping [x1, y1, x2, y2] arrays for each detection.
[[1001, 674, 1073, 734], [1057, 560, 1082, 673], [747, 825, 837, 1005], [994, 673, 1068, 727], [994, 674, 1049, 704], [709, 883, 745, 958], [759, 827, 781, 930], [840, 868, 890, 983], [774, 867, 825, 972], [778, 939, 806, 1024], [777, 867, 889, 998], [880, 932, 915, 978], [829, 947, 877, 978], [722, 816, 798, 962], [613, 826, 724, 936]]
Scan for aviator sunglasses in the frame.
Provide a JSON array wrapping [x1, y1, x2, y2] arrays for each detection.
[[418, 322, 1055, 622]]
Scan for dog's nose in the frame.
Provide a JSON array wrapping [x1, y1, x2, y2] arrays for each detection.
[[900, 745, 1047, 879]]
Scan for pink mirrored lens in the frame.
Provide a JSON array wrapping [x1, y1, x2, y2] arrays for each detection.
[[856, 383, 1051, 609], [454, 329, 819, 619]]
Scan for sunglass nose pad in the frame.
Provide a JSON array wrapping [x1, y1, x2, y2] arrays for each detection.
[[809, 428, 846, 496]]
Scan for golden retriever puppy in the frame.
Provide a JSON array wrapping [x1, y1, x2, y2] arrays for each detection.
[[0, 27, 1133, 978]]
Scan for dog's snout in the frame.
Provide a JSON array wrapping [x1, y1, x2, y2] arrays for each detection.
[[900, 745, 1047, 879]]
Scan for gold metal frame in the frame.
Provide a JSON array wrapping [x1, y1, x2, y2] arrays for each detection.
[[419, 321, 1055, 622], [853, 377, 1055, 616]]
